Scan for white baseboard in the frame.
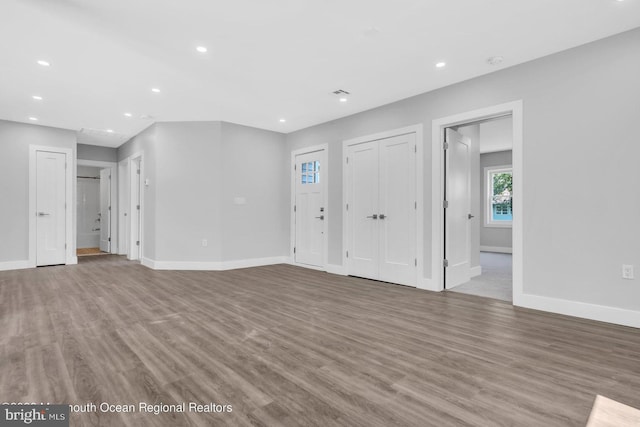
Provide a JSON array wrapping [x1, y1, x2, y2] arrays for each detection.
[[69, 256, 78, 265], [515, 293, 640, 329], [470, 265, 482, 278], [0, 260, 30, 271], [480, 246, 512, 254], [141, 256, 289, 271], [326, 263, 347, 275], [418, 278, 438, 292]]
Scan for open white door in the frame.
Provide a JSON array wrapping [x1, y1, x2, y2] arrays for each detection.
[[36, 151, 67, 266], [294, 150, 325, 267], [99, 168, 111, 252], [129, 157, 142, 260], [445, 128, 471, 288]]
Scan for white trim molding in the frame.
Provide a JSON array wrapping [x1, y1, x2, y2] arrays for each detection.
[[470, 266, 482, 278], [0, 260, 30, 272], [480, 246, 513, 254], [517, 294, 640, 329], [326, 263, 348, 276], [432, 101, 523, 294], [142, 256, 289, 271]]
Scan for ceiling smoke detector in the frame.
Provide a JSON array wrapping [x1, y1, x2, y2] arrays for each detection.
[[487, 56, 504, 66]]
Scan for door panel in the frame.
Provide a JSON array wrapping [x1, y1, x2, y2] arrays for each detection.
[[295, 151, 324, 267], [99, 168, 111, 252], [347, 134, 417, 286], [379, 134, 416, 286], [445, 128, 471, 288], [347, 141, 379, 279], [36, 151, 66, 266]]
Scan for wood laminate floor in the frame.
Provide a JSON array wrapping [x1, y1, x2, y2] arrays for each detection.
[[1, 255, 639, 426]]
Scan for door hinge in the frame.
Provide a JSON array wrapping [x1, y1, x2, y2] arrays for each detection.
[[65, 243, 67, 249], [293, 247, 296, 254], [294, 164, 296, 171], [109, 175, 112, 180], [346, 157, 349, 164], [444, 259, 449, 268], [137, 205, 140, 210], [415, 258, 417, 266], [443, 200, 448, 209], [136, 241, 140, 246], [346, 250, 349, 258], [414, 145, 417, 153], [443, 142, 449, 150], [346, 203, 349, 211], [294, 205, 296, 212], [137, 169, 141, 174], [414, 201, 417, 209], [108, 237, 111, 242], [108, 206, 111, 211]]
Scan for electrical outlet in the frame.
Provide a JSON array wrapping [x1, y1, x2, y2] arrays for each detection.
[[622, 264, 634, 279], [202, 239, 208, 247]]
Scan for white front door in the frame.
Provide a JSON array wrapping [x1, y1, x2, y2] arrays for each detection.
[[36, 151, 67, 266], [99, 168, 111, 252], [294, 150, 325, 267], [347, 133, 417, 286], [445, 128, 471, 288]]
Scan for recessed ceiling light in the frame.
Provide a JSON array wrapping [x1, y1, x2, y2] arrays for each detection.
[[436, 62, 446, 68], [279, 118, 286, 123], [196, 46, 208, 53], [29, 117, 38, 121], [106, 129, 114, 133], [339, 97, 348, 103], [151, 88, 161, 93], [487, 56, 504, 65], [124, 112, 132, 117], [36, 60, 50, 67], [32, 95, 43, 101]]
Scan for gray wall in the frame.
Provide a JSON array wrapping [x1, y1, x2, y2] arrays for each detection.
[[0, 120, 77, 263], [77, 143, 117, 162], [117, 121, 287, 263], [220, 122, 289, 261], [286, 27, 640, 311], [480, 151, 513, 250]]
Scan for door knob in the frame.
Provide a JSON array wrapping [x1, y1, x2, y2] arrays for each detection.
[[37, 212, 50, 216], [468, 213, 475, 219], [315, 215, 325, 220], [366, 214, 378, 219], [379, 214, 386, 219]]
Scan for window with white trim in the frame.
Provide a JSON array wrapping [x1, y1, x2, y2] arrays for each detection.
[[485, 165, 512, 227]]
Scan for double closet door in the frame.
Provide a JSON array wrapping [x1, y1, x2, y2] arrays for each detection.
[[346, 133, 417, 287]]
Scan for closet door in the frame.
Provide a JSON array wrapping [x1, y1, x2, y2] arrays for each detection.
[[347, 140, 380, 279], [378, 133, 416, 286], [346, 133, 417, 286]]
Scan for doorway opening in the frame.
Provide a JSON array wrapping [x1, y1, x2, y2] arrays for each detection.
[[76, 160, 117, 258], [446, 116, 513, 301], [431, 101, 523, 303]]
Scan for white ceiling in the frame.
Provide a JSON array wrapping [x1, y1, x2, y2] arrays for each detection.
[[1, 0, 639, 148]]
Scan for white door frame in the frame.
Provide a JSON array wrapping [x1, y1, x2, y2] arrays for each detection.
[[431, 100, 523, 303], [342, 124, 424, 287], [117, 158, 129, 256], [29, 145, 75, 267], [77, 159, 118, 254], [290, 144, 328, 271], [127, 153, 144, 261]]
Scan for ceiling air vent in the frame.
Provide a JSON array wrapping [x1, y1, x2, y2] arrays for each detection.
[[332, 89, 350, 96]]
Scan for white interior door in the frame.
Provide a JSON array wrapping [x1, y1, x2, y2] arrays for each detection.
[[379, 134, 417, 286], [445, 128, 471, 288], [36, 151, 67, 266], [347, 134, 417, 286], [347, 140, 379, 279], [99, 168, 111, 252], [118, 159, 129, 256], [295, 151, 325, 267]]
